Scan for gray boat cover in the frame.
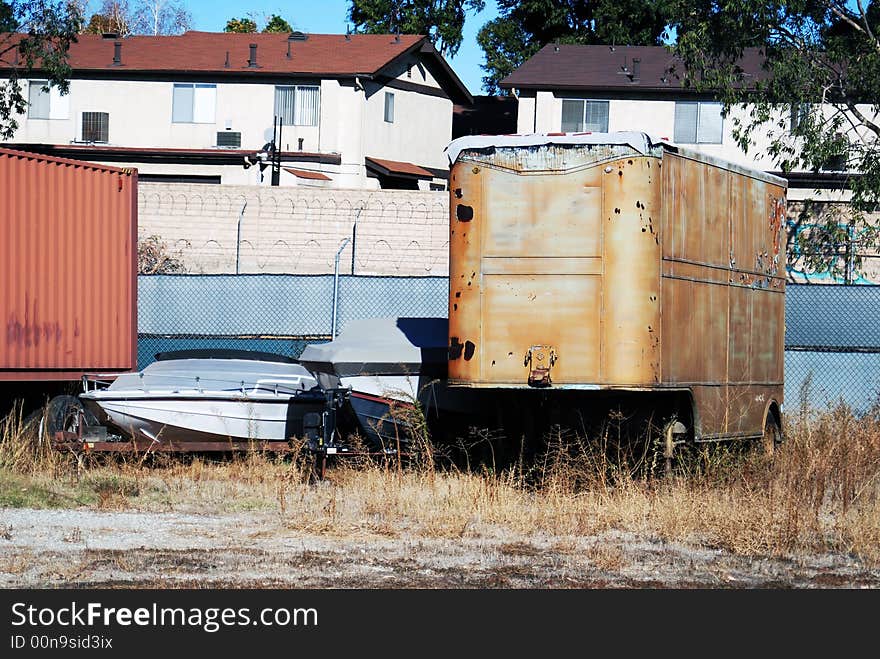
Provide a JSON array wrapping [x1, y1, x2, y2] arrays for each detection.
[[299, 317, 448, 378]]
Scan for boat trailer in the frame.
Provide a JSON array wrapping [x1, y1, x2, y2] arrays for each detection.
[[50, 387, 400, 479]]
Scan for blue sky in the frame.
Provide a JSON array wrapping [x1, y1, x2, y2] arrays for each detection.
[[84, 1, 500, 94]]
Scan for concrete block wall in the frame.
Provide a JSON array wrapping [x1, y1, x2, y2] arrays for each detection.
[[138, 183, 450, 275]]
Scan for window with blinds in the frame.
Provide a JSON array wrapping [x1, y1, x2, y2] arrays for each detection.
[[172, 83, 216, 123], [560, 99, 609, 133], [28, 80, 69, 120], [274, 85, 320, 126], [674, 101, 723, 144], [81, 112, 109, 143]]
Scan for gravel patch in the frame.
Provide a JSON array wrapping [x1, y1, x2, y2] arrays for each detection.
[[1, 508, 878, 588]]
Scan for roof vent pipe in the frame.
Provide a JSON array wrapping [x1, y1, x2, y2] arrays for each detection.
[[248, 43, 258, 68], [632, 58, 640, 82], [286, 40, 291, 59], [224, 51, 230, 68], [112, 41, 122, 66]]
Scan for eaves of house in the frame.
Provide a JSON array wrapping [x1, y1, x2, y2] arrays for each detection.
[[0, 31, 472, 104]]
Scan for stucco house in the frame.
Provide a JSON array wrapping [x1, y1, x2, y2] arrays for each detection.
[[500, 43, 860, 204], [1, 31, 471, 189]]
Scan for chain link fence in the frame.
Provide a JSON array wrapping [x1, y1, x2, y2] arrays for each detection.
[[137, 274, 448, 368], [785, 284, 880, 413], [138, 275, 880, 414]]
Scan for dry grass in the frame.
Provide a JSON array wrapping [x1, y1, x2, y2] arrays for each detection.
[[2, 399, 879, 564]]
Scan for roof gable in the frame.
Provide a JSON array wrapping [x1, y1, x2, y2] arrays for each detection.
[[501, 44, 768, 93]]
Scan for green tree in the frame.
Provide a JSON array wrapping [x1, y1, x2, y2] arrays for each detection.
[[672, 0, 880, 281], [348, 0, 485, 57], [478, 0, 672, 93], [0, 1, 83, 139], [224, 16, 257, 33], [262, 13, 292, 33]]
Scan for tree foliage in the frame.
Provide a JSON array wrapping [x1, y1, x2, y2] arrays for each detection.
[[224, 16, 257, 33], [478, 0, 672, 93], [0, 1, 83, 139], [672, 0, 880, 280], [348, 0, 485, 57], [262, 14, 292, 33]]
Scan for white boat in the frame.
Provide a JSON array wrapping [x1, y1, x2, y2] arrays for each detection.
[[299, 318, 474, 448], [80, 351, 331, 443]]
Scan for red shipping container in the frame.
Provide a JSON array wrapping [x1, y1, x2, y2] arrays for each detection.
[[0, 148, 137, 381]]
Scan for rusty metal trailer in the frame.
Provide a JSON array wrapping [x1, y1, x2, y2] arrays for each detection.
[[445, 133, 786, 453]]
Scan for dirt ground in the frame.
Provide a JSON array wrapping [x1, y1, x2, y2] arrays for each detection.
[[1, 507, 877, 588]]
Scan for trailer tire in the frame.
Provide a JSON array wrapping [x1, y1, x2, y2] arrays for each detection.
[[44, 395, 98, 438], [762, 414, 782, 458]]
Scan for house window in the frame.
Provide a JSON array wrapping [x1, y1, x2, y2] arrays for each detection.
[[790, 103, 811, 133], [81, 112, 109, 143], [172, 83, 216, 123], [561, 99, 608, 132], [384, 92, 395, 123], [27, 80, 69, 120], [274, 85, 320, 126], [674, 101, 723, 144]]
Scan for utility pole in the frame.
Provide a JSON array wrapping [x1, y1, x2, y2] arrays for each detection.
[[271, 115, 282, 187]]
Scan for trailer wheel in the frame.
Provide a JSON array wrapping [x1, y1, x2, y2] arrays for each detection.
[[662, 419, 689, 476], [44, 395, 98, 439], [762, 415, 782, 457]]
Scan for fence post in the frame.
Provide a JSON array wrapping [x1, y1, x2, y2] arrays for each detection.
[[235, 200, 247, 274], [331, 238, 351, 337]]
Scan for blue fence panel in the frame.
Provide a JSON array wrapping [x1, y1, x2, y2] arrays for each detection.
[[785, 284, 880, 349], [136, 276, 879, 413]]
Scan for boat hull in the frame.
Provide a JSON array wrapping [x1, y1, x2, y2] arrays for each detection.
[[82, 393, 327, 442]]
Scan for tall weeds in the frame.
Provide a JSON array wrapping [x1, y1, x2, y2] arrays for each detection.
[[1, 398, 879, 563]]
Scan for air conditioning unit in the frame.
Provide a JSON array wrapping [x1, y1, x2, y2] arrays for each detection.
[[217, 131, 242, 148]]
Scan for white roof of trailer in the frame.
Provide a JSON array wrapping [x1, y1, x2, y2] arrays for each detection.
[[445, 132, 787, 188]]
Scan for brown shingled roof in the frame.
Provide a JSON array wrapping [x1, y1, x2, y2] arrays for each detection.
[[501, 44, 768, 92], [365, 156, 434, 179], [284, 167, 331, 181], [2, 31, 423, 76]]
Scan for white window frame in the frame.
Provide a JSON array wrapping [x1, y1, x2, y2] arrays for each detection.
[[560, 99, 609, 133], [674, 101, 724, 144], [384, 91, 395, 123], [172, 83, 216, 124], [274, 85, 320, 127], [27, 80, 69, 120]]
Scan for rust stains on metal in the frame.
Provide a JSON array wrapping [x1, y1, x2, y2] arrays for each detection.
[[0, 148, 137, 380], [447, 137, 786, 442]]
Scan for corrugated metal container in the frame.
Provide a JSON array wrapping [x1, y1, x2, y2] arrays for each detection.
[[0, 148, 137, 381], [446, 134, 787, 441]]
